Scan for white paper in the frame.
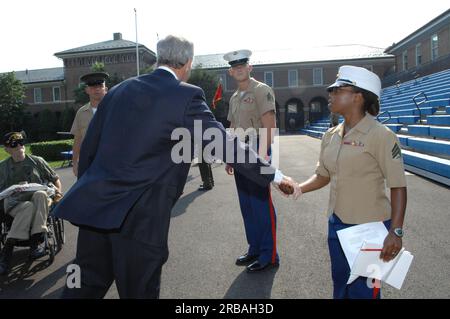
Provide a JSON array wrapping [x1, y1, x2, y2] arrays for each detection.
[[0, 183, 55, 200], [384, 251, 414, 289], [336, 221, 389, 274], [337, 223, 414, 290], [351, 241, 404, 280]]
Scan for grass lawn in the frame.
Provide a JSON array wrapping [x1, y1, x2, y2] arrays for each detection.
[[0, 146, 66, 169]]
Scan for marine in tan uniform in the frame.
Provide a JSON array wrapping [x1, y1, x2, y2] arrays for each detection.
[[223, 49, 280, 273], [295, 66, 407, 299], [70, 72, 109, 176], [0, 131, 62, 275]]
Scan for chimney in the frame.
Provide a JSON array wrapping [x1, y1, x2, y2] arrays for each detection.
[[113, 32, 122, 40]]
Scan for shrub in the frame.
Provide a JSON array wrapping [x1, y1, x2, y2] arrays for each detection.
[[29, 139, 73, 161]]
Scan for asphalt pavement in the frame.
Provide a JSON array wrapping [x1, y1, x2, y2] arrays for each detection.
[[1, 134, 449, 299]]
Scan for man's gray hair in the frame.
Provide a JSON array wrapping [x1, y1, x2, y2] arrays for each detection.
[[157, 35, 194, 69]]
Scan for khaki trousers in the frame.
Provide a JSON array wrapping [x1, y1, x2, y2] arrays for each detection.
[[4, 191, 50, 240]]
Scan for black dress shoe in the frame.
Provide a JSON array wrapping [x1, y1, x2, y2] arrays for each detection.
[[198, 184, 213, 191], [246, 260, 279, 273], [235, 253, 259, 266], [29, 245, 46, 260]]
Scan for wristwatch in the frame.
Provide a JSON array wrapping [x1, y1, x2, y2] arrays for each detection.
[[392, 228, 404, 238]]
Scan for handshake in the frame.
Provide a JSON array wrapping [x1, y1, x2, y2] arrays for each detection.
[[273, 176, 303, 200]]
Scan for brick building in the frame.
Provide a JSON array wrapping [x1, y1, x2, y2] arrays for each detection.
[[383, 9, 450, 87], [195, 45, 394, 131], [4, 33, 156, 115]]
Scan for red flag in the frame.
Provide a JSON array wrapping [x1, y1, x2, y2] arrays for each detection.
[[212, 82, 223, 109]]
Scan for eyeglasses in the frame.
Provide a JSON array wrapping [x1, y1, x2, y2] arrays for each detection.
[[329, 86, 356, 94], [8, 140, 25, 148]]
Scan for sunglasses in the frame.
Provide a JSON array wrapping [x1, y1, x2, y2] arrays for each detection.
[[8, 140, 25, 148], [328, 86, 356, 94]]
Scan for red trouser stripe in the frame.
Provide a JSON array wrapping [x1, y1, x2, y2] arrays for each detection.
[[268, 188, 277, 264]]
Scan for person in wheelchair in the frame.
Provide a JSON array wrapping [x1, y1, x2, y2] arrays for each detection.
[[0, 131, 62, 275]]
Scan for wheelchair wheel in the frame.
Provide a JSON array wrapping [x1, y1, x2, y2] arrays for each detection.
[[52, 217, 65, 251], [44, 228, 56, 264]]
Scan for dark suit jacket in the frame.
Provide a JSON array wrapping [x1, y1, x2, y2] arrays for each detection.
[[53, 69, 275, 244]]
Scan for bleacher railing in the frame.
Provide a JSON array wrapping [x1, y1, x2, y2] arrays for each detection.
[[412, 92, 428, 124], [377, 110, 392, 124]]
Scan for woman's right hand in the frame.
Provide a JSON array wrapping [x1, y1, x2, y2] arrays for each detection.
[[225, 164, 234, 175]]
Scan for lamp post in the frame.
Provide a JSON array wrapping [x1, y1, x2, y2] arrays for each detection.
[[134, 8, 140, 76]]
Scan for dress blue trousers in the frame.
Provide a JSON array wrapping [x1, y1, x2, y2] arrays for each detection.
[[328, 213, 391, 299]]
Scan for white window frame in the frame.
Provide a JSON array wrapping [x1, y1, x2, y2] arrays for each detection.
[[431, 34, 438, 61], [313, 68, 323, 86], [288, 69, 298, 87], [264, 71, 274, 88], [415, 43, 422, 66], [34, 88, 42, 103], [402, 50, 408, 71], [53, 86, 61, 102]]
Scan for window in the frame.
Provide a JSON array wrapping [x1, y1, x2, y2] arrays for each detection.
[[313, 68, 323, 86], [431, 34, 438, 61], [402, 50, 408, 71], [416, 43, 422, 66], [288, 70, 298, 87], [287, 103, 298, 113], [310, 101, 321, 113], [34, 88, 42, 103], [264, 71, 274, 87], [53, 87, 61, 102]]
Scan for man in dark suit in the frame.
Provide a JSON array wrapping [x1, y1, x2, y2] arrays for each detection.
[[53, 35, 297, 299]]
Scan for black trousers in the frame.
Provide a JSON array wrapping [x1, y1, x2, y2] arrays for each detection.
[[198, 162, 214, 187], [61, 186, 174, 299]]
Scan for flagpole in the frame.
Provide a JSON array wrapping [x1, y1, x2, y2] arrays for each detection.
[[134, 8, 140, 76]]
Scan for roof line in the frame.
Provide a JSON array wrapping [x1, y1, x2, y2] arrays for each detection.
[[385, 8, 450, 53]]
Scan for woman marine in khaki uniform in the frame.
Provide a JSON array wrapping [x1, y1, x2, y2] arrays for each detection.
[[296, 66, 407, 299]]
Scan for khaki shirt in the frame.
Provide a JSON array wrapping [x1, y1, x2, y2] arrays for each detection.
[[315, 114, 407, 224], [70, 102, 95, 141], [227, 78, 276, 140]]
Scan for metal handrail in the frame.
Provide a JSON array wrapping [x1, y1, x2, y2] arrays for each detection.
[[377, 110, 392, 124], [412, 91, 428, 124]]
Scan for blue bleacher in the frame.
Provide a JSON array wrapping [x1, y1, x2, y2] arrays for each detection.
[[386, 124, 403, 133], [402, 150, 450, 179], [429, 126, 450, 139], [407, 137, 450, 156], [407, 125, 430, 136], [301, 68, 450, 186], [427, 115, 450, 126]]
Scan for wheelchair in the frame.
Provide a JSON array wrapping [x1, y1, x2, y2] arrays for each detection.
[[0, 197, 65, 266]]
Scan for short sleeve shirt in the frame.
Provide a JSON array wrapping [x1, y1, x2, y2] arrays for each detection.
[[70, 102, 95, 141], [227, 78, 276, 134], [0, 155, 59, 192], [315, 114, 407, 224]]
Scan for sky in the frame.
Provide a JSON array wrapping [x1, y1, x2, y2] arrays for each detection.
[[0, 0, 448, 72]]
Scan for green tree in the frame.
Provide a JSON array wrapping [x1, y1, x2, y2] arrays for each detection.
[[0, 72, 26, 136], [188, 66, 221, 116], [38, 109, 58, 141], [60, 106, 76, 132]]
